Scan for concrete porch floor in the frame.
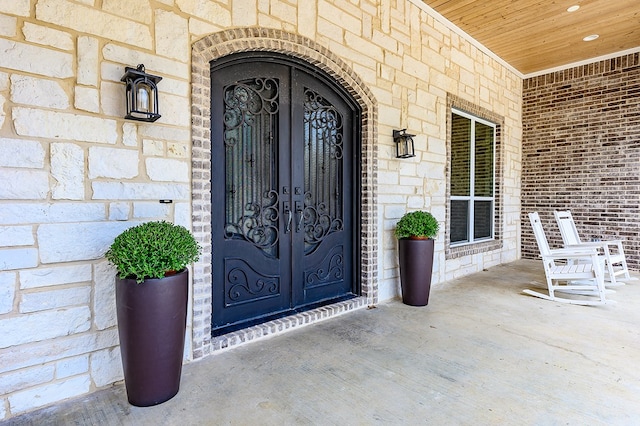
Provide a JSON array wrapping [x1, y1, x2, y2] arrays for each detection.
[[4, 259, 640, 425]]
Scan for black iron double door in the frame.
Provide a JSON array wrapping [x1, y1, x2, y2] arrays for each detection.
[[211, 56, 357, 334]]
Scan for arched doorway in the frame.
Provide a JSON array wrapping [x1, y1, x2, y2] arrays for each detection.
[[190, 29, 378, 355], [210, 53, 361, 334]]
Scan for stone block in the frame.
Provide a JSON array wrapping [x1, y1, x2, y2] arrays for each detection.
[[108, 202, 130, 221], [0, 365, 54, 395], [102, 0, 151, 24], [167, 142, 187, 158], [77, 36, 99, 86], [378, 171, 399, 185], [13, 107, 117, 144], [88, 147, 139, 179], [0, 329, 118, 374], [22, 22, 74, 51], [174, 202, 191, 229], [93, 260, 116, 330], [92, 182, 190, 201], [20, 286, 91, 313], [0, 71, 7, 91], [155, 9, 188, 62], [99, 61, 122, 83], [0, 13, 16, 37], [36, 0, 152, 49], [0, 306, 91, 349], [297, 0, 317, 38], [143, 139, 164, 156], [156, 74, 189, 96], [0, 272, 16, 314], [51, 143, 85, 200], [0, 203, 105, 225], [8, 375, 91, 414], [0, 169, 48, 200], [56, 355, 89, 379], [122, 123, 137, 147], [269, 1, 296, 26], [0, 93, 5, 129], [0, 0, 30, 16], [20, 264, 92, 289], [0, 39, 73, 78], [90, 347, 123, 387], [403, 54, 428, 79], [0, 226, 34, 247], [74, 86, 100, 113], [0, 138, 46, 168], [146, 158, 189, 182], [176, 0, 230, 26], [37, 221, 138, 263], [133, 202, 170, 218], [188, 17, 223, 39], [232, 0, 258, 26], [156, 92, 190, 126], [99, 80, 124, 118], [139, 124, 189, 142]]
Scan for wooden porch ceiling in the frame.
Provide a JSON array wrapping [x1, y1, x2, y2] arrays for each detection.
[[422, 0, 640, 76]]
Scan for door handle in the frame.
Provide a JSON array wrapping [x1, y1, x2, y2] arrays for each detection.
[[284, 201, 292, 234], [295, 201, 304, 233]]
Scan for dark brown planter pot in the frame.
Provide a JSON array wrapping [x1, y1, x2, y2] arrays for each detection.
[[398, 238, 435, 306], [115, 269, 189, 407]]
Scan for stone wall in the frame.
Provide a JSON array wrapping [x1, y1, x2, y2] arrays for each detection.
[[522, 54, 640, 266], [0, 0, 522, 419]]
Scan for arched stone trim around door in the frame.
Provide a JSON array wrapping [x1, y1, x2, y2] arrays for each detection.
[[190, 28, 378, 359]]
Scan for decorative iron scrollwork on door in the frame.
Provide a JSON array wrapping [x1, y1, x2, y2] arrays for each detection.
[[304, 245, 344, 289], [223, 78, 280, 257], [224, 258, 280, 306], [303, 88, 344, 254]]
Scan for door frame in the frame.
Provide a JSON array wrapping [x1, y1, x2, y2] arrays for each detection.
[[190, 28, 378, 356]]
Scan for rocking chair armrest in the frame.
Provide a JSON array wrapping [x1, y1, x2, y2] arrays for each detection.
[[565, 241, 624, 252], [541, 252, 602, 265], [566, 240, 623, 248], [548, 247, 598, 256]]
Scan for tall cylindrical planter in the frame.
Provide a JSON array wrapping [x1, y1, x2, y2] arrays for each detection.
[[116, 269, 189, 407], [398, 238, 435, 306]]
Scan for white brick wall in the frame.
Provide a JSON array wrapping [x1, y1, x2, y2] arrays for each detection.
[[0, 0, 522, 419]]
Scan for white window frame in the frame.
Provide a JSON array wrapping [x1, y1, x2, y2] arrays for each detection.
[[450, 108, 496, 247]]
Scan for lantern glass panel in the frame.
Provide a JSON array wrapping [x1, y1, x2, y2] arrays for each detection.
[[136, 83, 152, 112]]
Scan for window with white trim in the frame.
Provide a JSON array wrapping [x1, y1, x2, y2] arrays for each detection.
[[450, 108, 496, 246]]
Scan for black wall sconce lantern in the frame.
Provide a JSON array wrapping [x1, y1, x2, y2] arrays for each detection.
[[121, 64, 162, 122], [393, 129, 416, 158]]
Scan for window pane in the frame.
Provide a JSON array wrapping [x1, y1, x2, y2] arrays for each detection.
[[474, 122, 493, 197], [451, 114, 470, 196], [474, 200, 493, 239], [450, 200, 469, 243]]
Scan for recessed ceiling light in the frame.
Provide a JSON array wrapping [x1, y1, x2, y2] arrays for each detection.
[[567, 5, 580, 12], [583, 34, 599, 42]]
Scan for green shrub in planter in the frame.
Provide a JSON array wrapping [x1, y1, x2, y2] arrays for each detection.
[[395, 211, 439, 239], [106, 221, 201, 284]]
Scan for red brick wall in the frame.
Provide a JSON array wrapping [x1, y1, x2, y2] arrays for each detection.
[[522, 53, 640, 269]]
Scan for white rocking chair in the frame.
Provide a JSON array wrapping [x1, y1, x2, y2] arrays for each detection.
[[525, 212, 612, 305], [554, 210, 635, 286]]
